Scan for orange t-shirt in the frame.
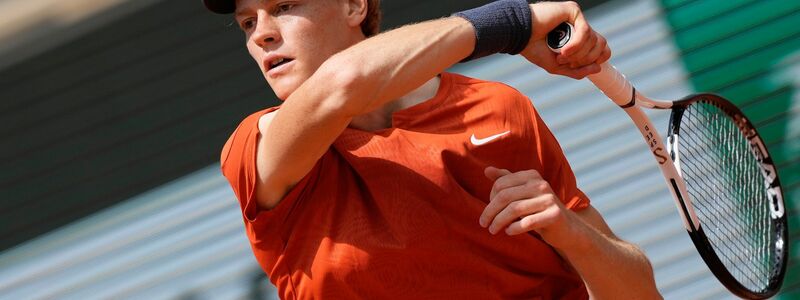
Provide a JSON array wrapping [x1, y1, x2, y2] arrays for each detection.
[[221, 72, 590, 299]]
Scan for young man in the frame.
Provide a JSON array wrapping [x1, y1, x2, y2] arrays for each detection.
[[207, 0, 661, 298]]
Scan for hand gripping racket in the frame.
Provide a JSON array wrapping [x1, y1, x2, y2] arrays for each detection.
[[547, 23, 788, 299]]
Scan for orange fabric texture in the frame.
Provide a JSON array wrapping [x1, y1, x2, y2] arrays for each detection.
[[221, 73, 590, 299]]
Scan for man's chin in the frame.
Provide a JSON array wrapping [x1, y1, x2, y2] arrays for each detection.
[[266, 73, 307, 101], [266, 81, 295, 101]]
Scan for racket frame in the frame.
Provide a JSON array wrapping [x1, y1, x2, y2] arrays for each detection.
[[587, 63, 788, 299], [587, 64, 699, 231]]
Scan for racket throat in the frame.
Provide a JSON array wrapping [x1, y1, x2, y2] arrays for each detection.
[[623, 106, 701, 231], [669, 178, 698, 232]]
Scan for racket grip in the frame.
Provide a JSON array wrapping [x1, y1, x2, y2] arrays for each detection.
[[588, 63, 635, 107], [546, 22, 634, 107]]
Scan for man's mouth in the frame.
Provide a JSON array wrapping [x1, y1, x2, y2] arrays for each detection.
[[269, 57, 293, 70]]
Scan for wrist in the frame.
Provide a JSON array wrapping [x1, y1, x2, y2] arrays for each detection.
[[546, 210, 597, 252], [452, 0, 532, 62]]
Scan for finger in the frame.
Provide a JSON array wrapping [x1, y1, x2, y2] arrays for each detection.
[[556, 53, 568, 65], [505, 205, 560, 236], [555, 63, 600, 79], [523, 40, 571, 73], [566, 31, 596, 68], [484, 166, 511, 181], [488, 169, 542, 203], [487, 191, 551, 234], [597, 45, 612, 64], [560, 8, 590, 58], [481, 170, 545, 228], [573, 34, 607, 67], [574, 34, 605, 67], [482, 181, 541, 231], [591, 35, 609, 64]]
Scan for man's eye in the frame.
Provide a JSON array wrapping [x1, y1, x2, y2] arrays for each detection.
[[276, 3, 295, 13], [240, 19, 255, 31]]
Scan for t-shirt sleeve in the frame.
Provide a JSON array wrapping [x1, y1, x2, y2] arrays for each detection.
[[219, 107, 318, 223], [524, 100, 591, 211]]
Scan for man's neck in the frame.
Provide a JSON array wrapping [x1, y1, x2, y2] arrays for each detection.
[[349, 75, 441, 131]]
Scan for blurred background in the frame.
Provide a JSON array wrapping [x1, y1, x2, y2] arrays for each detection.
[[0, 0, 797, 299]]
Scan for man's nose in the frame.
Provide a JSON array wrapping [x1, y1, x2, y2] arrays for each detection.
[[252, 14, 280, 47]]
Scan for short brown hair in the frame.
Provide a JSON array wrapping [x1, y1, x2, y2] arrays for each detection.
[[361, 0, 381, 37]]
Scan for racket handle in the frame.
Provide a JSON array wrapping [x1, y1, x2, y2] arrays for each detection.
[[547, 23, 700, 231], [588, 63, 635, 107], [546, 22, 634, 107]]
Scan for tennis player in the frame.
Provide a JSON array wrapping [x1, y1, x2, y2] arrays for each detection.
[[208, 0, 661, 298]]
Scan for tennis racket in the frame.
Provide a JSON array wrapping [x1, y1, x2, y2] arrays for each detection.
[[546, 23, 788, 299]]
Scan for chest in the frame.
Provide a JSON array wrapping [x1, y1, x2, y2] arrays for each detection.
[[333, 126, 539, 201]]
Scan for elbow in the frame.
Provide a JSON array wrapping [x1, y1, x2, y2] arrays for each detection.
[[314, 54, 375, 117], [637, 250, 661, 299], [255, 177, 291, 210]]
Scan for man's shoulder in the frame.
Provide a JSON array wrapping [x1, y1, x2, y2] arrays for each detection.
[[446, 72, 531, 108], [220, 106, 280, 167], [446, 72, 527, 99]]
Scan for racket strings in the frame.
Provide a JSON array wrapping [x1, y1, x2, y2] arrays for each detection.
[[681, 119, 766, 289], [706, 108, 771, 288], [676, 100, 774, 292], [681, 135, 765, 284]]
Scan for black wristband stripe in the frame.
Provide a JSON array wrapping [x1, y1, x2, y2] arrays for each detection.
[[453, 0, 532, 62]]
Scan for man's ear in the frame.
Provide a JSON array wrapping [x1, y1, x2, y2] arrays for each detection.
[[344, 0, 368, 29]]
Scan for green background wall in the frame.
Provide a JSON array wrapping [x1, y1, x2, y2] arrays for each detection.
[[660, 0, 800, 296]]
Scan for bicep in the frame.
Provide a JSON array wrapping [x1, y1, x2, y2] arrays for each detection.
[[254, 101, 350, 209], [254, 111, 285, 209]]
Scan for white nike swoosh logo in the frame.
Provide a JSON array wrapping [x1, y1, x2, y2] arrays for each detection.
[[470, 130, 511, 146]]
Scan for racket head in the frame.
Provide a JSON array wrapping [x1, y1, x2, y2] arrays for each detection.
[[666, 93, 788, 299]]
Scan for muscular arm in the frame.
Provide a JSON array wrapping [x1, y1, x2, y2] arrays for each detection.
[[256, 17, 475, 208], [562, 206, 661, 299], [256, 1, 604, 209], [483, 167, 661, 299]]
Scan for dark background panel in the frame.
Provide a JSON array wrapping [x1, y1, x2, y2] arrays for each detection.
[[0, 0, 607, 252]]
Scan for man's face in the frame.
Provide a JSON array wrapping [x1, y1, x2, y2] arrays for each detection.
[[235, 0, 360, 100]]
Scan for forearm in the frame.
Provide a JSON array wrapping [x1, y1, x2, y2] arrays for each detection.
[[258, 0, 599, 206], [257, 17, 475, 206], [482, 168, 660, 298], [558, 213, 661, 299], [320, 17, 475, 116]]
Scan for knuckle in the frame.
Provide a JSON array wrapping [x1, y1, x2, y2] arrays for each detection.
[[587, 32, 597, 43], [598, 36, 607, 47], [526, 215, 541, 230], [522, 169, 540, 178], [484, 202, 499, 214], [603, 49, 612, 60], [495, 189, 512, 204], [519, 218, 532, 231], [566, 1, 580, 10], [522, 181, 537, 192], [510, 201, 526, 215], [535, 181, 550, 192], [545, 194, 560, 207], [491, 181, 503, 194], [578, 24, 591, 36]]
